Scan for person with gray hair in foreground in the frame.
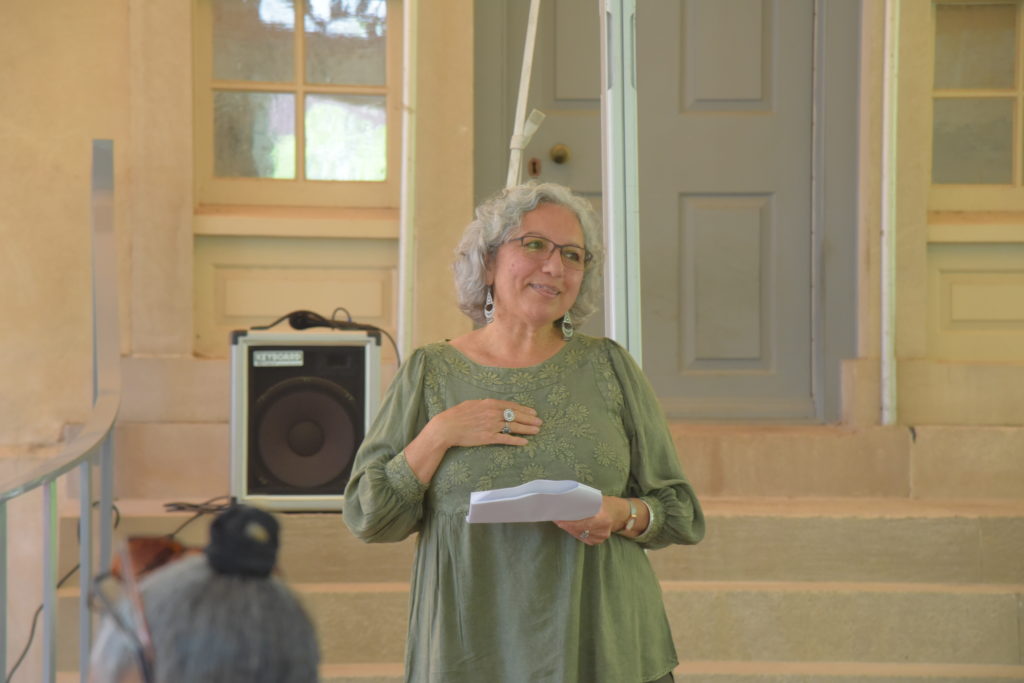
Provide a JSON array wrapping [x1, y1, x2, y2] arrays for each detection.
[[344, 182, 705, 683], [88, 505, 319, 683]]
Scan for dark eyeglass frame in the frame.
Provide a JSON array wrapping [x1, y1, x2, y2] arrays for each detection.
[[505, 234, 593, 270], [90, 541, 158, 683]]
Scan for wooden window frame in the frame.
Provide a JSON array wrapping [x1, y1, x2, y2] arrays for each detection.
[[928, 0, 1024, 212], [193, 0, 403, 210]]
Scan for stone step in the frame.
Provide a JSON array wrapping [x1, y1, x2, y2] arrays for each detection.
[[675, 661, 1024, 682], [56, 580, 1024, 672], [56, 500, 415, 587], [319, 663, 403, 683], [57, 498, 1024, 586], [59, 660, 1024, 683], [652, 497, 1024, 585], [58, 667, 409, 683], [671, 424, 1024, 500], [663, 581, 1023, 666]]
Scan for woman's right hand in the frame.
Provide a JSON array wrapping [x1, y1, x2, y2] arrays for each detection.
[[431, 399, 541, 448], [404, 399, 542, 483]]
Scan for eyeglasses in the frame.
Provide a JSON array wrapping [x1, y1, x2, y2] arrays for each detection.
[[506, 234, 593, 271]]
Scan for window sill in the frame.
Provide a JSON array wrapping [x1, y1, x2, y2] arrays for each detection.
[[193, 205, 399, 239], [928, 211, 1024, 243]]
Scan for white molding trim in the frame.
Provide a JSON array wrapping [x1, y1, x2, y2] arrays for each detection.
[[600, 0, 643, 364], [881, 0, 901, 425], [398, 0, 418, 358]]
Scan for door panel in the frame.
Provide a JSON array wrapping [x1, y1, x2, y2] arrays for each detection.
[[639, 0, 815, 419], [684, 194, 769, 366]]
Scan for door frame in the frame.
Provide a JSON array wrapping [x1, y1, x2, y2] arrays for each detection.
[[812, 0, 860, 421]]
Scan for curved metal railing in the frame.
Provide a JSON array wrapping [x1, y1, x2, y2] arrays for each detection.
[[0, 140, 120, 683]]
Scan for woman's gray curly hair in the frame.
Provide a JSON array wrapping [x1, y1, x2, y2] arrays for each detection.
[[454, 182, 604, 327]]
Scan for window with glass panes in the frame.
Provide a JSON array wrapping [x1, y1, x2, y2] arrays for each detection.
[[194, 0, 400, 208]]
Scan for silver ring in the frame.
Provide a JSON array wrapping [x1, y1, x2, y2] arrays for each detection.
[[501, 422, 511, 434], [503, 408, 516, 422], [579, 530, 591, 540]]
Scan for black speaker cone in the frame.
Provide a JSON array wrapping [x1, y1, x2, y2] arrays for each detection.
[[253, 376, 359, 490], [288, 420, 325, 457]]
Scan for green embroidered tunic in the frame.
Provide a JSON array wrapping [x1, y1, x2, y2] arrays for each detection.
[[343, 335, 705, 683]]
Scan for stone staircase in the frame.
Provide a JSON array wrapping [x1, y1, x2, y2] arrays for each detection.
[[5, 356, 1009, 682], [53, 494, 1024, 682], [44, 366, 1024, 681]]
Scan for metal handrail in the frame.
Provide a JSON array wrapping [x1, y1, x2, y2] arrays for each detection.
[[1, 140, 120, 683]]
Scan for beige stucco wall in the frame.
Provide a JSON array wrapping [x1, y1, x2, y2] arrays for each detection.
[[127, 1, 196, 357], [0, 1, 131, 450], [409, 0, 476, 347]]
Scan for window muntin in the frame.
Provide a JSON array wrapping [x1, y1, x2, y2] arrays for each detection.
[[195, 0, 399, 208]]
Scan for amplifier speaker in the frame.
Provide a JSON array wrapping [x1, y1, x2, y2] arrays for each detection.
[[230, 330, 381, 511]]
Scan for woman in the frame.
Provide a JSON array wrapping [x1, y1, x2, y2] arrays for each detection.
[[89, 505, 319, 683], [343, 182, 704, 683]]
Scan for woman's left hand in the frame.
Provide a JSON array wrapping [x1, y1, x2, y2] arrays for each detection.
[[553, 496, 628, 546]]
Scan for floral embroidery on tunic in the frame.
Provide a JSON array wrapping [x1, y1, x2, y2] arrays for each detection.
[[547, 384, 568, 405], [421, 337, 631, 501], [436, 459, 470, 495], [385, 453, 428, 504]]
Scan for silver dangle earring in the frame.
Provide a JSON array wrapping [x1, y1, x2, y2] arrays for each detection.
[[561, 311, 574, 340], [484, 286, 495, 324]]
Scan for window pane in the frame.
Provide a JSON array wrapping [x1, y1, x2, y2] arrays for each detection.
[[305, 94, 386, 181], [213, 0, 295, 82], [934, 4, 1016, 90], [304, 0, 387, 85], [215, 91, 296, 178], [932, 97, 1013, 184]]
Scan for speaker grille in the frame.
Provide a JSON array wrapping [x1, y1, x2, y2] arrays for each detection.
[[246, 345, 366, 496]]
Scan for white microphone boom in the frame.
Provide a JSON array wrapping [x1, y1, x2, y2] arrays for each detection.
[[506, 0, 544, 188]]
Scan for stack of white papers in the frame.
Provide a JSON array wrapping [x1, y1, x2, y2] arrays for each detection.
[[466, 479, 602, 523]]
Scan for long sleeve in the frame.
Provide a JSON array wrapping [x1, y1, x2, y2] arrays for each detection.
[[605, 339, 705, 550], [342, 348, 432, 543]]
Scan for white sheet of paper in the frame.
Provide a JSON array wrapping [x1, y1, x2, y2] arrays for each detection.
[[466, 479, 602, 523]]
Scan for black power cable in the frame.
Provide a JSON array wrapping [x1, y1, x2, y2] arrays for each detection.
[[250, 308, 402, 366], [162, 495, 233, 537]]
